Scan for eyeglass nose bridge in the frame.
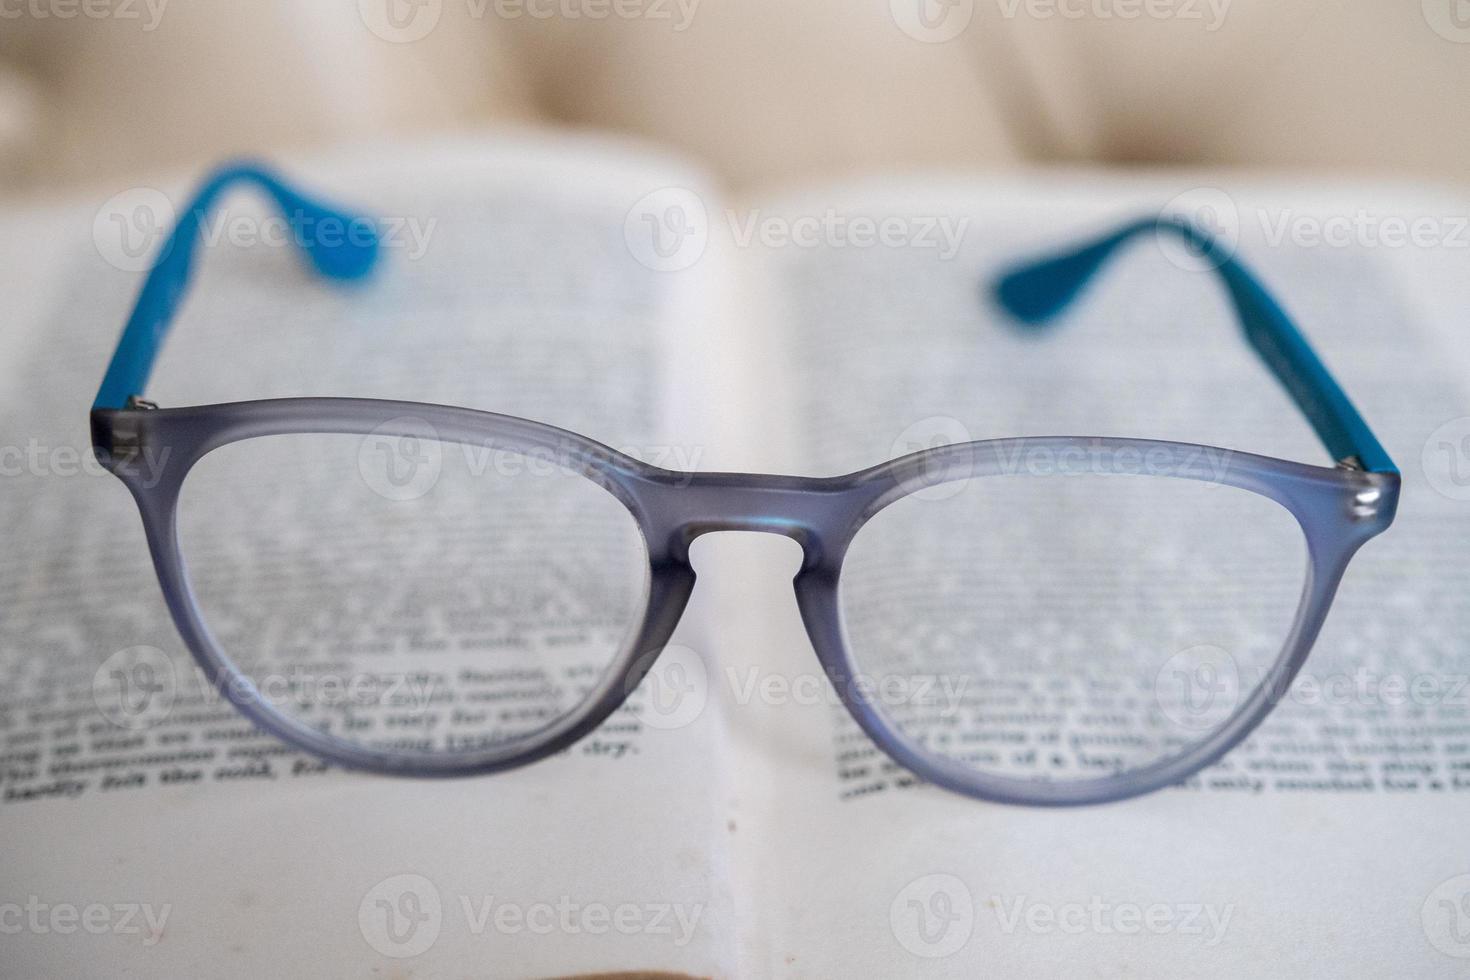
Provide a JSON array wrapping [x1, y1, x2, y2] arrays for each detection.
[[628, 471, 878, 571]]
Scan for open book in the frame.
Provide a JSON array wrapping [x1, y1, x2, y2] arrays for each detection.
[[4, 132, 1470, 978]]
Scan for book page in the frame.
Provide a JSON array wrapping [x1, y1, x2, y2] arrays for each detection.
[[0, 133, 742, 978], [718, 176, 1470, 978]]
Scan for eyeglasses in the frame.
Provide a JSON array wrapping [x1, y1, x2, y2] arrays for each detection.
[[91, 163, 1399, 806]]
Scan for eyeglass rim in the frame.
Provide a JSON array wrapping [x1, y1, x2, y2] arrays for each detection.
[[92, 397, 1398, 802]]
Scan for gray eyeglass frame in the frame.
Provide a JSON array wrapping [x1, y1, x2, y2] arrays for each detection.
[[90, 162, 1400, 806]]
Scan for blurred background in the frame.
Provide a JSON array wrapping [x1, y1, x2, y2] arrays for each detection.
[[1, 0, 1468, 195], [2, 8, 1468, 977]]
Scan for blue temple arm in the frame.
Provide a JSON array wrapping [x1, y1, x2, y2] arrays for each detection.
[[92, 162, 381, 411], [991, 216, 1397, 475]]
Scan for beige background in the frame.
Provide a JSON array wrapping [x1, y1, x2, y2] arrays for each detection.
[[1, 1, 1467, 192]]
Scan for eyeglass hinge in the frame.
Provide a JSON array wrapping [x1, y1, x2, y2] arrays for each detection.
[[101, 397, 157, 469], [1335, 455, 1365, 472]]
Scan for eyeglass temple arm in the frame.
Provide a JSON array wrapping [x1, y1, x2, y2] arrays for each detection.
[[990, 216, 1397, 475], [92, 162, 381, 411]]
